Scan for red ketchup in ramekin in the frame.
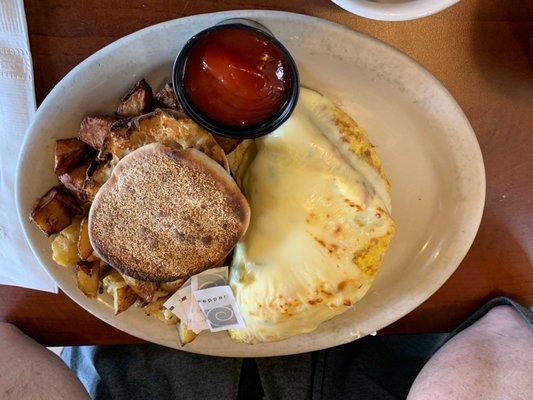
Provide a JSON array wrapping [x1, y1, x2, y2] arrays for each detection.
[[184, 27, 291, 128], [173, 23, 299, 139]]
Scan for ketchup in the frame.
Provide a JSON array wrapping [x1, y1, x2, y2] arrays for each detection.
[[183, 27, 292, 128]]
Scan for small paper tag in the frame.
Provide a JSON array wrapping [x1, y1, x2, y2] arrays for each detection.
[[192, 267, 228, 290], [164, 267, 235, 334], [193, 286, 245, 332], [164, 278, 188, 319]]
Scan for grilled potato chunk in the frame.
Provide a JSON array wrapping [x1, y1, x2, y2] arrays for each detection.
[[102, 269, 124, 288], [54, 138, 93, 175], [77, 217, 92, 260], [98, 263, 111, 278], [84, 157, 114, 201], [58, 157, 92, 203], [30, 187, 82, 236], [114, 286, 138, 314], [116, 78, 153, 117], [121, 274, 157, 302], [76, 261, 100, 298], [102, 270, 137, 314], [212, 135, 242, 154], [78, 115, 118, 150], [154, 82, 181, 111], [51, 218, 81, 267], [61, 218, 82, 242], [178, 321, 198, 346], [142, 296, 178, 325]]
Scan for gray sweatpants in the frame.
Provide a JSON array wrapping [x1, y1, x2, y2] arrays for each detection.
[[61, 297, 532, 400]]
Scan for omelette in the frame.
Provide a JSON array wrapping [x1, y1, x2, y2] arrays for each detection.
[[227, 88, 395, 344]]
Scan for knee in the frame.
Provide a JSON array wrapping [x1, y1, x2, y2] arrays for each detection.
[[477, 305, 530, 335], [408, 304, 533, 400], [0, 322, 23, 341]]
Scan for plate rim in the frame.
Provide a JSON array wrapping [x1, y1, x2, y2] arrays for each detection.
[[16, 9, 485, 356]]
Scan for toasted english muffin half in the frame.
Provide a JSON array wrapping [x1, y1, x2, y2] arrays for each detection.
[[89, 143, 250, 282], [84, 109, 229, 201]]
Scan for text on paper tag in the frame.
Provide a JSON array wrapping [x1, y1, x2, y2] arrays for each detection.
[[193, 286, 245, 332]]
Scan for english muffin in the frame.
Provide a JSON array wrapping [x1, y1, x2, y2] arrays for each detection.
[[89, 143, 250, 282]]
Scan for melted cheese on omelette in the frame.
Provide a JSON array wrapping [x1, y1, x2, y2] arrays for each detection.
[[229, 88, 395, 343]]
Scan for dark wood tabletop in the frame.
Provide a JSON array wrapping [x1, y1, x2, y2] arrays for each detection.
[[1, 0, 531, 347]]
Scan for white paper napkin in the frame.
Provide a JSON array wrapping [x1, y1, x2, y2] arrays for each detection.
[[0, 0, 57, 292]]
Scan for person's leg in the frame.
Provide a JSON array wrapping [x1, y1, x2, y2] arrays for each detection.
[[0, 322, 89, 400], [408, 305, 533, 400]]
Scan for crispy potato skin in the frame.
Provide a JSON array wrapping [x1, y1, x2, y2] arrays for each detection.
[[114, 286, 138, 314], [212, 135, 242, 154], [84, 156, 113, 202], [121, 274, 157, 302], [154, 83, 182, 112], [54, 138, 93, 175], [116, 79, 153, 117], [30, 187, 82, 236], [58, 157, 93, 203], [78, 116, 119, 150]]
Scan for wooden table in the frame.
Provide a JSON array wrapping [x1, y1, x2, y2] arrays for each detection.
[[1, 0, 531, 347]]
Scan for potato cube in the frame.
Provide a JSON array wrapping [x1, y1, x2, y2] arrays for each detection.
[[213, 135, 242, 154], [51, 218, 82, 267], [178, 321, 198, 346], [58, 157, 92, 203], [154, 83, 182, 111], [78, 115, 118, 150], [113, 286, 138, 315], [84, 158, 113, 201], [116, 79, 153, 117], [30, 187, 82, 236], [76, 261, 100, 298], [102, 270, 137, 314], [142, 296, 178, 325], [122, 274, 157, 302], [77, 217, 93, 260], [54, 138, 93, 175]]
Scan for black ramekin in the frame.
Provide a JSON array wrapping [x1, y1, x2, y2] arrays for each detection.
[[172, 22, 299, 139]]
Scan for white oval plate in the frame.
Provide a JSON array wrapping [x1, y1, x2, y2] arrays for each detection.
[[16, 10, 484, 357]]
